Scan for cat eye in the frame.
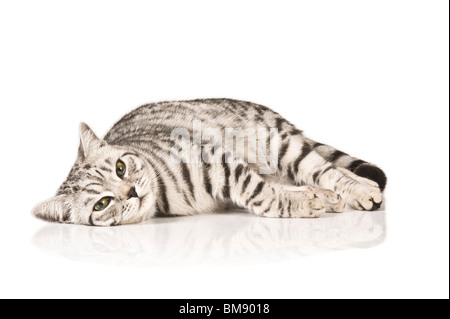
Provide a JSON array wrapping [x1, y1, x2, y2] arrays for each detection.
[[93, 197, 113, 211], [116, 160, 126, 178]]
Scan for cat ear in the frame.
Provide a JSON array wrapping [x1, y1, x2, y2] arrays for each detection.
[[32, 195, 71, 223], [78, 122, 105, 161]]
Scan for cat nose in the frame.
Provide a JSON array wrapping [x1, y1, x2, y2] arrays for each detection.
[[127, 186, 139, 199]]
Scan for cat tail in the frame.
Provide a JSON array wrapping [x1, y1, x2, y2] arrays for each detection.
[[305, 138, 387, 192]]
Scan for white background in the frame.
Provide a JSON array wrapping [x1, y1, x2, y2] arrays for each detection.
[[0, 1, 448, 299]]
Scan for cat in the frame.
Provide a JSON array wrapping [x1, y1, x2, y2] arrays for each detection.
[[32, 99, 386, 226]]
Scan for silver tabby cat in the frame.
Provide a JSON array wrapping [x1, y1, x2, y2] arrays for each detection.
[[32, 99, 386, 226]]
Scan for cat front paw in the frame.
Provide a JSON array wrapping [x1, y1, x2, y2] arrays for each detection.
[[315, 189, 346, 213], [282, 189, 326, 218], [285, 186, 346, 213]]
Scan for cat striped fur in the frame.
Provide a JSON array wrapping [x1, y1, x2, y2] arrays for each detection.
[[32, 99, 386, 226]]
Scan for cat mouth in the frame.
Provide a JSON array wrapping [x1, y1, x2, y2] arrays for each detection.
[[128, 195, 144, 209], [138, 195, 145, 209]]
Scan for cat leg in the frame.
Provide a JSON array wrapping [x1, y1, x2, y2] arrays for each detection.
[[277, 135, 383, 211], [210, 157, 326, 218]]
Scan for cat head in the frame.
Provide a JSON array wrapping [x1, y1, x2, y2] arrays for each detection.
[[32, 123, 157, 226]]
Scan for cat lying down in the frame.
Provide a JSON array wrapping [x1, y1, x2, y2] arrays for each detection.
[[33, 99, 386, 226]]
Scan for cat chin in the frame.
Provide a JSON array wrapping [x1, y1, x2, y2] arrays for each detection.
[[118, 217, 144, 226]]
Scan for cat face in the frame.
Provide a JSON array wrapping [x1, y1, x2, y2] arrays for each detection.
[[32, 123, 157, 226]]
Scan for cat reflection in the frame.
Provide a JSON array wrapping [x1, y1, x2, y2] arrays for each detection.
[[33, 211, 386, 266]]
